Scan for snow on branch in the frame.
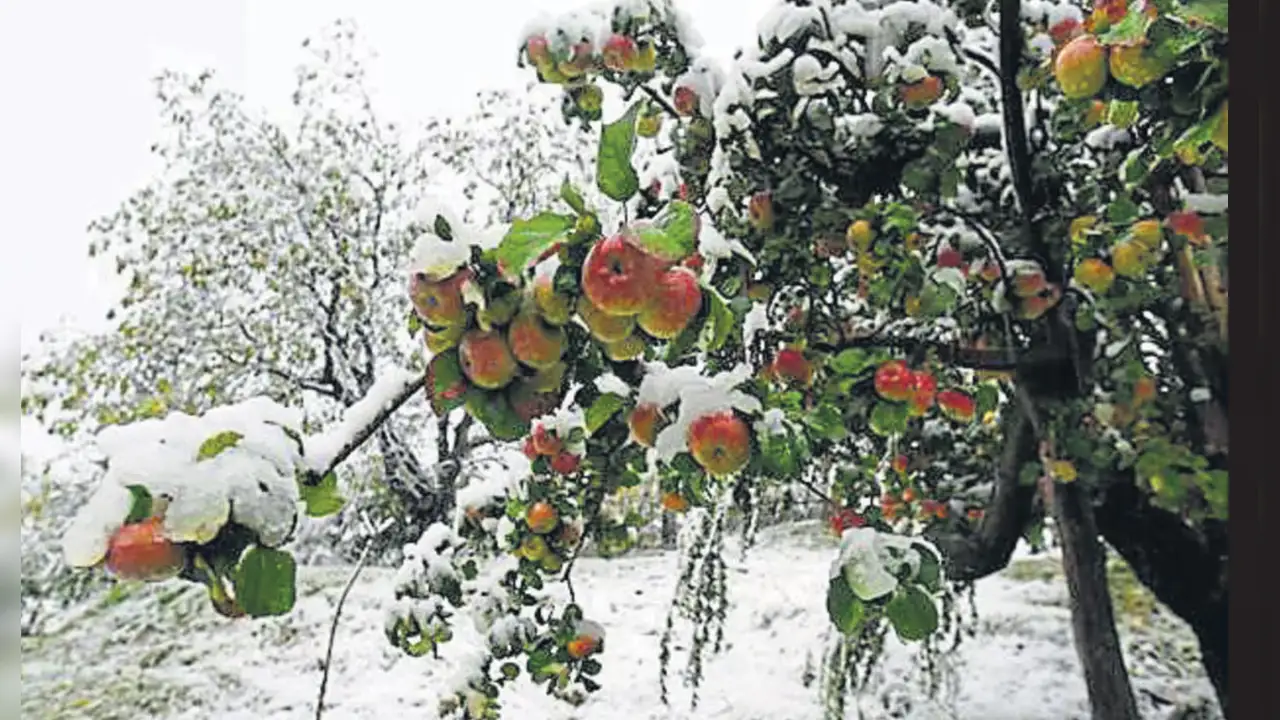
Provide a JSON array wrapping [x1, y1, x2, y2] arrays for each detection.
[[302, 366, 426, 481]]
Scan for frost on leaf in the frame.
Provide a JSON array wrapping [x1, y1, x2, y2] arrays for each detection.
[[61, 397, 305, 567]]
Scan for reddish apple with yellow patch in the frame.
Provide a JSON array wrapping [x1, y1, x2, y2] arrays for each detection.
[[409, 270, 468, 328], [601, 34, 638, 71], [829, 508, 865, 535], [1054, 34, 1109, 99], [628, 403, 664, 447], [687, 411, 752, 477], [550, 451, 581, 476], [770, 348, 813, 387], [909, 371, 937, 416], [105, 517, 185, 582], [531, 424, 563, 456], [638, 267, 703, 339], [937, 389, 977, 423], [581, 234, 665, 317], [874, 360, 915, 403], [892, 454, 909, 474], [526, 502, 560, 535], [900, 75, 944, 109], [673, 85, 698, 116], [748, 191, 774, 230], [507, 311, 567, 370], [459, 330, 519, 390], [661, 491, 689, 512]]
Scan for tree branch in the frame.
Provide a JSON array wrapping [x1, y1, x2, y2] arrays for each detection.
[[302, 367, 426, 483], [315, 540, 373, 720], [998, 0, 1049, 269]]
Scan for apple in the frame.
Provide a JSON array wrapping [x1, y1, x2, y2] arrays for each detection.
[[901, 487, 918, 503], [829, 508, 865, 535], [687, 411, 751, 477], [604, 334, 646, 362], [1016, 285, 1062, 320], [458, 330, 518, 390], [770, 348, 813, 386], [1133, 375, 1157, 405], [747, 191, 774, 231], [892, 454, 909, 474], [1054, 35, 1108, 99], [575, 84, 605, 116], [967, 508, 984, 521], [426, 351, 468, 414], [566, 634, 599, 659], [1049, 17, 1083, 45], [1095, 0, 1128, 25], [105, 517, 185, 581], [558, 41, 596, 78], [630, 42, 657, 73], [900, 75, 944, 109], [581, 233, 664, 316], [526, 35, 552, 67], [540, 552, 564, 573], [577, 295, 636, 343], [508, 379, 561, 423], [526, 502, 560, 534], [1109, 43, 1168, 88], [424, 323, 465, 354], [936, 246, 964, 270], [673, 85, 698, 116], [937, 389, 976, 423], [1166, 211, 1208, 245], [874, 360, 915, 403], [1129, 218, 1163, 251], [409, 271, 467, 328], [602, 34, 638, 71], [638, 267, 703, 339], [519, 535, 549, 561], [531, 424, 563, 456], [1012, 267, 1048, 298], [550, 451, 581, 475], [508, 311, 567, 370], [1084, 99, 1107, 128], [636, 109, 663, 138], [522, 437, 538, 461], [1110, 239, 1151, 279], [660, 491, 689, 512], [908, 372, 937, 416], [628, 403, 664, 447], [682, 253, 705, 272], [533, 274, 573, 325], [1073, 258, 1115, 293]]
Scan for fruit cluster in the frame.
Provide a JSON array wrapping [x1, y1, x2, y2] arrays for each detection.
[[873, 360, 975, 423], [515, 499, 583, 575], [525, 32, 657, 85]]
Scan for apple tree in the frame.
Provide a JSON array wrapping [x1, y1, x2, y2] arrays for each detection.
[[55, 0, 1228, 718]]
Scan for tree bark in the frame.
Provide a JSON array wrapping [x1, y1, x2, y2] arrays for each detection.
[[1095, 479, 1228, 714], [1050, 480, 1140, 720]]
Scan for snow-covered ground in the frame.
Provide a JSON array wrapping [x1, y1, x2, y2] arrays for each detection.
[[20, 522, 1219, 720]]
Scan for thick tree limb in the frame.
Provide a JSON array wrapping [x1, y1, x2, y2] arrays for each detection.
[[926, 406, 1039, 583]]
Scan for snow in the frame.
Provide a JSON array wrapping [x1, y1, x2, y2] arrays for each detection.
[[22, 525, 1220, 720], [62, 396, 307, 568], [1183, 193, 1228, 214], [303, 366, 423, 474], [652, 364, 762, 463], [407, 198, 505, 281]]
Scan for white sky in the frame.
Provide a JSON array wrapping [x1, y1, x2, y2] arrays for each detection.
[[2, 0, 773, 357]]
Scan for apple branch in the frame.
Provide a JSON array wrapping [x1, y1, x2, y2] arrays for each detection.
[[998, 0, 1052, 274], [301, 366, 426, 485]]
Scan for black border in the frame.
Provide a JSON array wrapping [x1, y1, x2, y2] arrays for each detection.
[[1228, 0, 1274, 718]]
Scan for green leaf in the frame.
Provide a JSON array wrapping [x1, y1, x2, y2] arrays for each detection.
[[1098, 7, 1154, 45], [407, 309, 424, 339], [1106, 196, 1141, 225], [912, 543, 943, 594], [632, 200, 698, 262], [826, 575, 867, 635], [974, 382, 1000, 419], [939, 166, 960, 200], [901, 160, 936, 195], [495, 212, 576, 278], [869, 401, 909, 438], [585, 393, 625, 434], [759, 432, 800, 477], [885, 584, 939, 642], [597, 103, 642, 202], [830, 348, 873, 376], [124, 485, 153, 524], [465, 390, 530, 441], [1181, 0, 1227, 30], [197, 431, 244, 461], [560, 180, 587, 215], [427, 351, 468, 415], [698, 287, 734, 352], [805, 403, 848, 440], [299, 471, 346, 518], [233, 546, 297, 618]]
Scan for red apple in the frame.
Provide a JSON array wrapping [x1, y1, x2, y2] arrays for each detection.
[[550, 451, 581, 475], [908, 371, 937, 416], [602, 34, 639, 71], [770, 348, 813, 387], [673, 85, 698, 116], [937, 389, 976, 423], [638, 266, 703, 339], [874, 360, 915, 403], [581, 233, 665, 317], [687, 411, 752, 477], [105, 517, 185, 581]]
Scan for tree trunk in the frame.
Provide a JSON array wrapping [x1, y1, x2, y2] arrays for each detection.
[[1094, 480, 1228, 714], [1050, 479, 1140, 720], [661, 511, 677, 550]]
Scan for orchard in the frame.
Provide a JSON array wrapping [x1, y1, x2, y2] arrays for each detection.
[[57, 0, 1228, 719]]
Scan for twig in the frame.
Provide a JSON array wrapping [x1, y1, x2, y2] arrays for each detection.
[[303, 372, 427, 485], [315, 541, 374, 720], [639, 84, 681, 119], [794, 477, 837, 508]]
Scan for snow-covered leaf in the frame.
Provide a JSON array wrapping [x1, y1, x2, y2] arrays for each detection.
[[633, 200, 698, 262]]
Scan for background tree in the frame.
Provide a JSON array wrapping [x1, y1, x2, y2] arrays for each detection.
[[49, 1, 1229, 719], [20, 20, 597, 565]]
